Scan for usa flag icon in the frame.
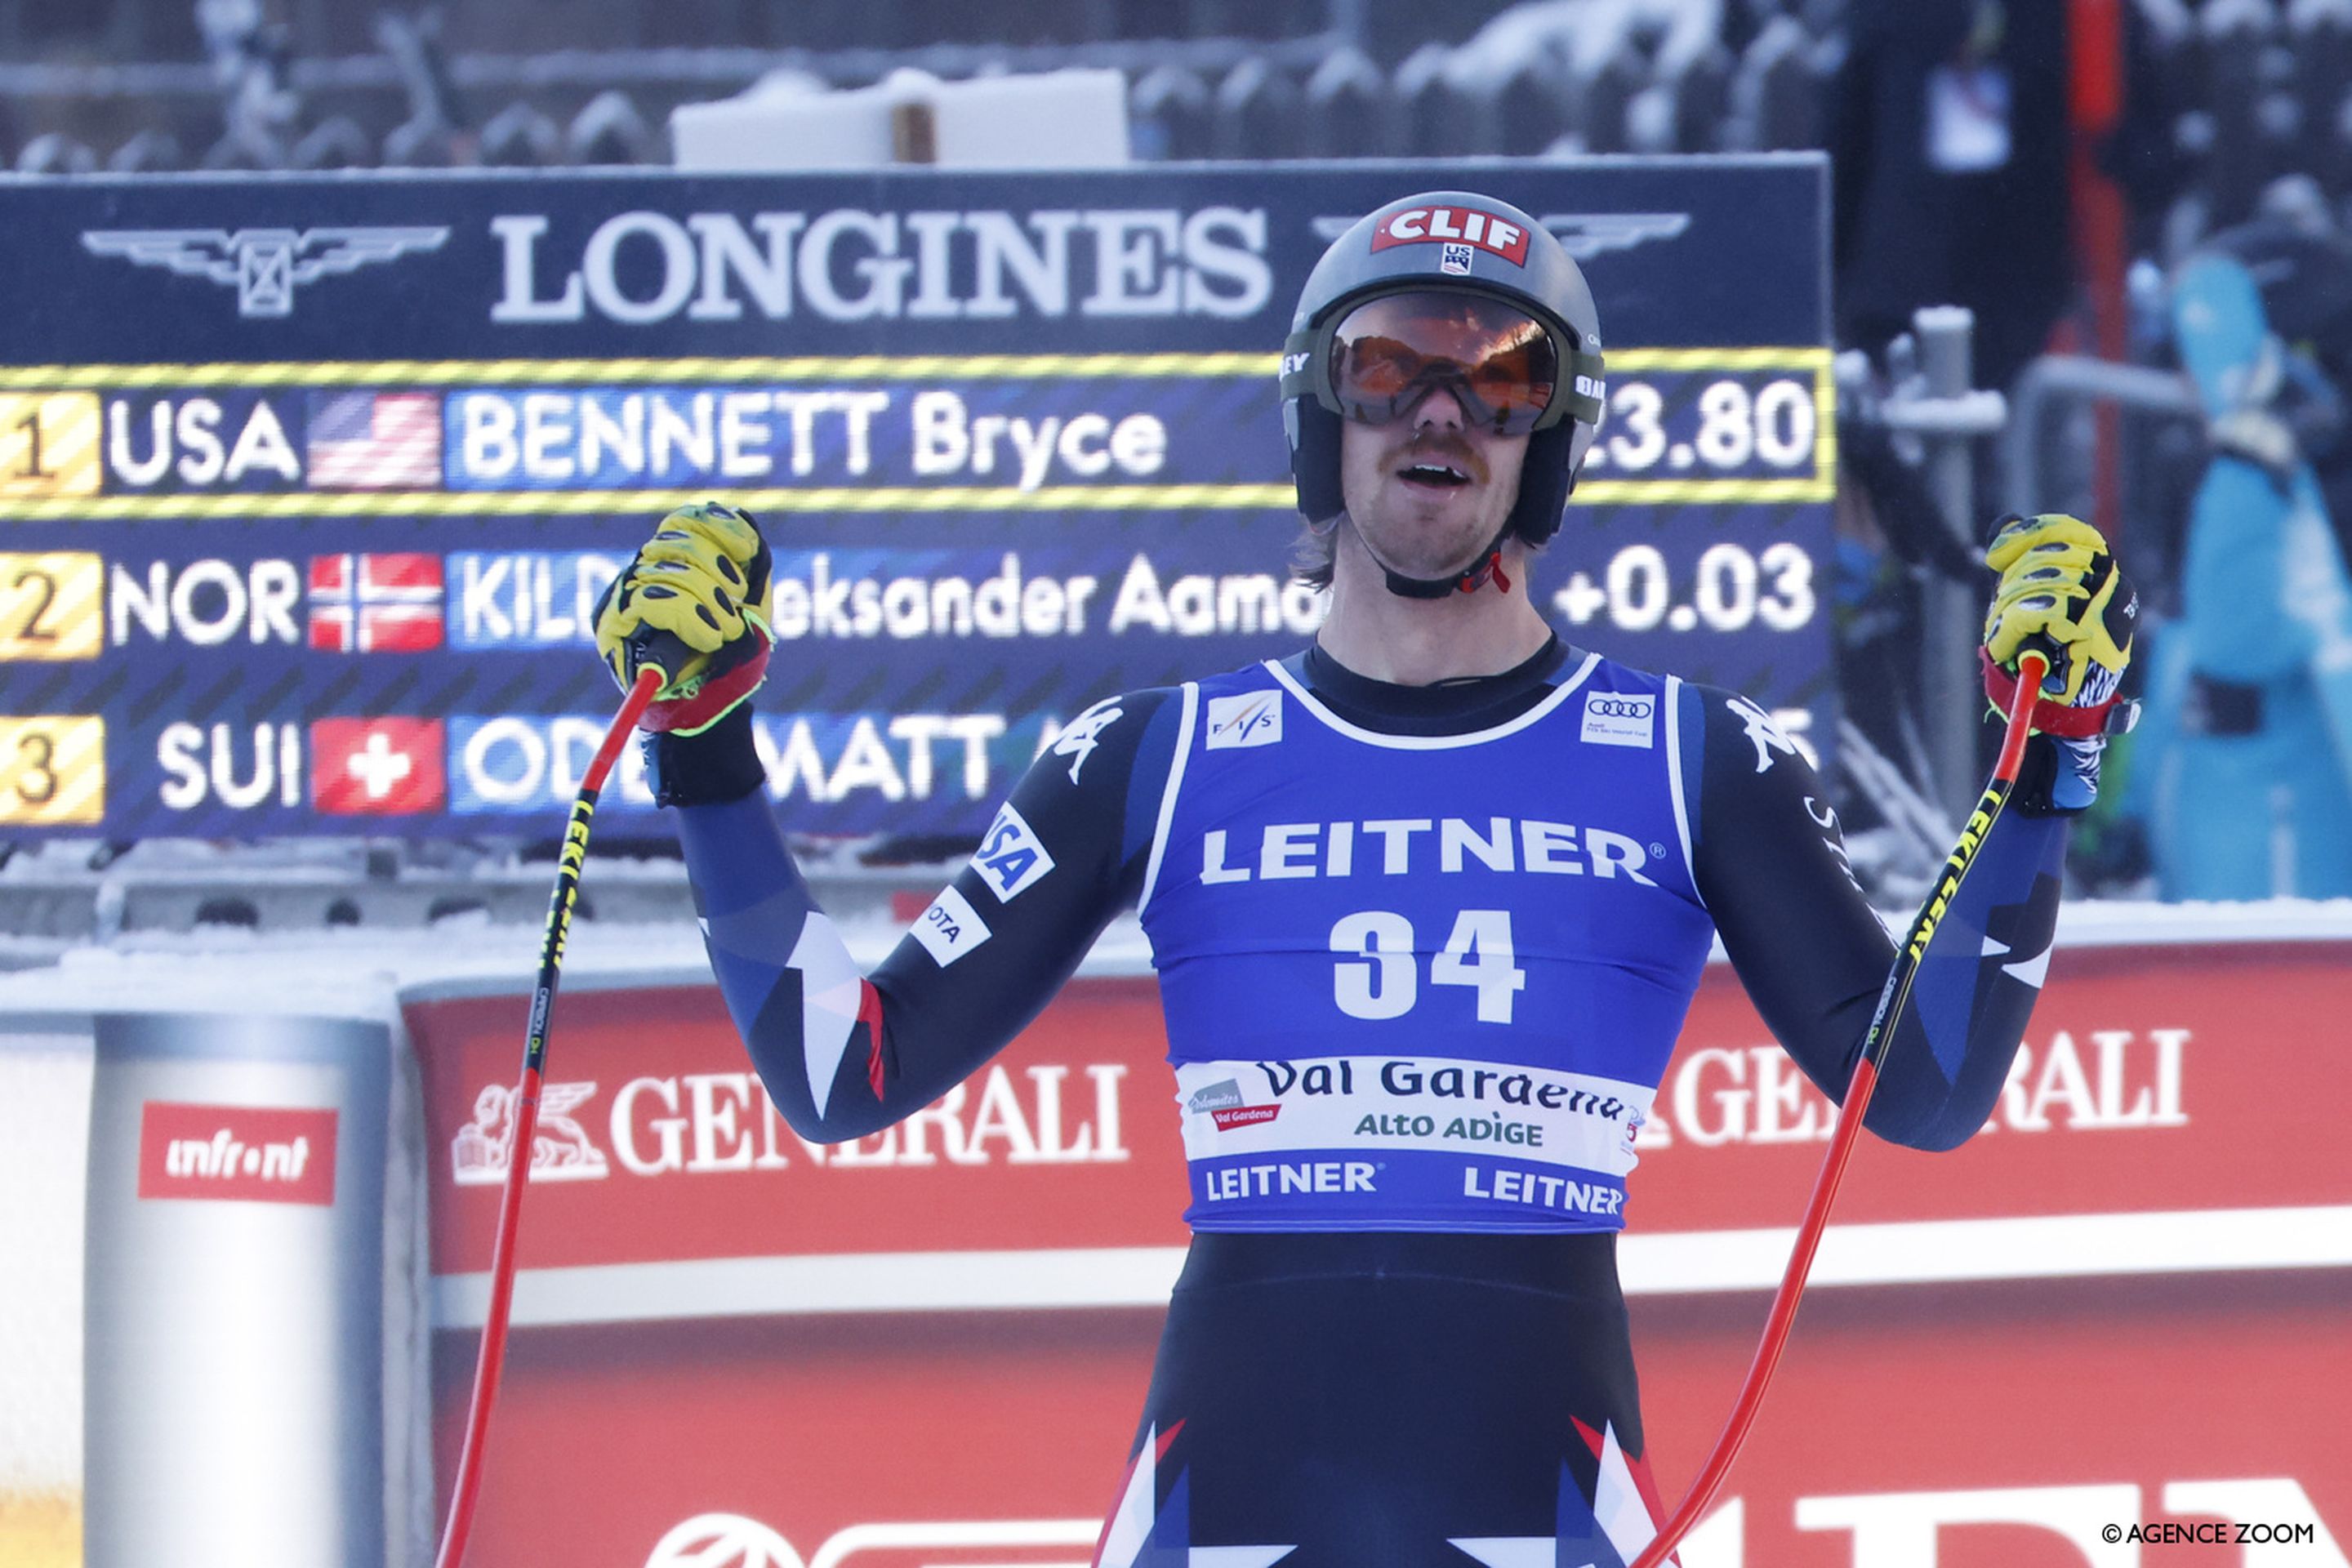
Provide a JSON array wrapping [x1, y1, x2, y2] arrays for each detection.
[[306, 390, 443, 489], [309, 552, 444, 653]]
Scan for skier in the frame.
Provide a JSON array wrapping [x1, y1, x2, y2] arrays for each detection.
[[591, 190, 2136, 1565]]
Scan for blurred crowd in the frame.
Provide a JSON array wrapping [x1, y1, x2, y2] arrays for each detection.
[[6, 0, 2350, 901]]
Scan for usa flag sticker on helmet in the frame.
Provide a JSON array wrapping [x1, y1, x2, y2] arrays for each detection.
[[1369, 205, 1531, 266]]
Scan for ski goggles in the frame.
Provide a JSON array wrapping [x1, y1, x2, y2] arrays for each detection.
[[1283, 289, 1606, 437]]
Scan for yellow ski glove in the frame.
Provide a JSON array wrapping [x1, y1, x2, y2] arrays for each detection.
[[591, 501, 773, 734], [1980, 513, 2138, 737]]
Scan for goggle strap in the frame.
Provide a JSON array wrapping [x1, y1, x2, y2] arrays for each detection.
[[1279, 329, 1319, 399], [1561, 348, 1606, 428]]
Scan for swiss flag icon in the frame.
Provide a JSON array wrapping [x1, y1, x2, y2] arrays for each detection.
[[310, 718, 446, 815]]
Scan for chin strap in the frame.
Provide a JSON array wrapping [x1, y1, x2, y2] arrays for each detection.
[[1375, 522, 1517, 599]]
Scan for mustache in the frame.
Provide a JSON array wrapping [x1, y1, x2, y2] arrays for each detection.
[[1386, 430, 1487, 483]]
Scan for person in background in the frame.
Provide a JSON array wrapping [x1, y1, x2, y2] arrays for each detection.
[[2119, 234, 2352, 898], [1828, 0, 2071, 394]]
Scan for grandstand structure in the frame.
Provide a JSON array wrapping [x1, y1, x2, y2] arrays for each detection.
[[2, 0, 2346, 936], [3, 2, 2347, 247]]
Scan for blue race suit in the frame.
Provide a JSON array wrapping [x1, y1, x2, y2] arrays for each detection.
[[657, 635, 2074, 1565]]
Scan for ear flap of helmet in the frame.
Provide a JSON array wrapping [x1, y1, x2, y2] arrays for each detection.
[[1508, 420, 1581, 547], [1286, 396, 1347, 523]]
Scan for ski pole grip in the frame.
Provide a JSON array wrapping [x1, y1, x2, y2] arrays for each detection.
[[623, 626, 700, 697]]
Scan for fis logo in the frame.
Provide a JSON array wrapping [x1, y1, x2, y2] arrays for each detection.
[[1205, 691, 1282, 750], [308, 552, 443, 653], [81, 225, 448, 318], [310, 716, 445, 815], [1580, 690, 1655, 749]]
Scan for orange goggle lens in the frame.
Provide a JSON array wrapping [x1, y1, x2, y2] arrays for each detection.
[[1329, 292, 1561, 436]]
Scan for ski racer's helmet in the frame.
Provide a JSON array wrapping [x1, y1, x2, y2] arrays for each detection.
[[1281, 190, 1606, 595]]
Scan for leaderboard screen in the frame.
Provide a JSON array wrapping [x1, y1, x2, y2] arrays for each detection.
[[0, 159, 1833, 841]]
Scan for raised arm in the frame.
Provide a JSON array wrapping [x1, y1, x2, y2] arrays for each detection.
[[1685, 684, 2067, 1150], [1687, 514, 2136, 1151], [588, 501, 1184, 1143], [653, 690, 1180, 1143]]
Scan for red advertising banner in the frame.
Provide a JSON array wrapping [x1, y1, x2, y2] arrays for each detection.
[[410, 935, 2352, 1566], [135, 1101, 338, 1205], [412, 977, 1187, 1276]]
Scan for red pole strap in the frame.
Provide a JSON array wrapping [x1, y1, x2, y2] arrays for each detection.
[[1627, 652, 2051, 1568], [434, 666, 662, 1568]]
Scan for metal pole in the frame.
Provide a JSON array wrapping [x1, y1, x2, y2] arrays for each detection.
[[1913, 305, 1983, 821], [2002, 354, 2203, 524]]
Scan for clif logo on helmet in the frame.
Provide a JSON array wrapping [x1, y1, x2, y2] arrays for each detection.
[[1369, 207, 1531, 267]]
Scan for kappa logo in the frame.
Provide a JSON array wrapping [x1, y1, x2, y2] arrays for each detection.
[[1726, 693, 1799, 774], [1049, 696, 1124, 784], [1205, 691, 1282, 750], [1581, 690, 1656, 749], [82, 225, 448, 318]]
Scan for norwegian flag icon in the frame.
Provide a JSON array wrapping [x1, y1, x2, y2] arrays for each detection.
[[309, 552, 443, 653]]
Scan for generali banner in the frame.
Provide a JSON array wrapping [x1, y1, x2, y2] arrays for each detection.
[[406, 938, 2351, 1566]]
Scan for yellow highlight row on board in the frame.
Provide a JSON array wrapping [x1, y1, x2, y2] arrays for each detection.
[[0, 552, 103, 660], [0, 716, 105, 825], [0, 394, 102, 498]]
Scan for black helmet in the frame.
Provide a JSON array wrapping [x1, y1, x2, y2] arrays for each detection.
[[1281, 190, 1607, 594]]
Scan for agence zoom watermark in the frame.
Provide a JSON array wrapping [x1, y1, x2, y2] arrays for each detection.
[[2105, 1521, 2318, 1546]]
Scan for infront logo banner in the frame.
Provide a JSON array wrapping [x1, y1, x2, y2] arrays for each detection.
[[136, 1101, 337, 1205]]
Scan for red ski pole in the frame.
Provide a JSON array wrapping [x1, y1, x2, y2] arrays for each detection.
[[1628, 648, 2053, 1568], [434, 664, 663, 1568]]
